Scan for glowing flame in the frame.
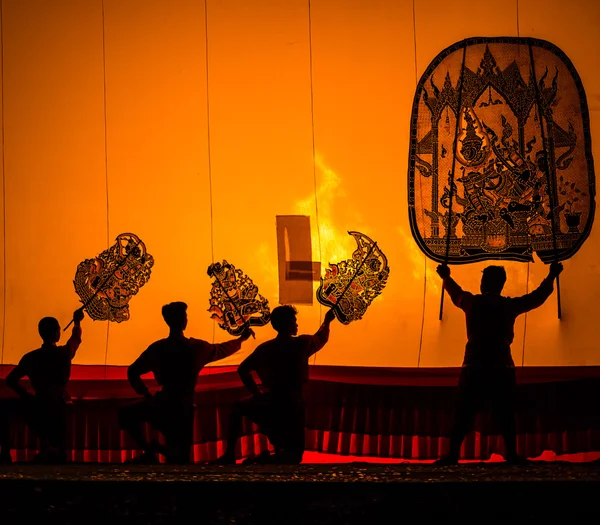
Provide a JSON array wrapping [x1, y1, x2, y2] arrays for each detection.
[[294, 154, 363, 272], [397, 225, 440, 294], [253, 240, 279, 301]]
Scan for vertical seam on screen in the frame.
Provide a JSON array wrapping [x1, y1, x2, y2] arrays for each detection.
[[101, 0, 110, 378], [308, 0, 322, 366], [413, 0, 426, 368], [412, 0, 418, 87], [516, 0, 520, 40], [0, 0, 6, 370], [204, 0, 216, 348]]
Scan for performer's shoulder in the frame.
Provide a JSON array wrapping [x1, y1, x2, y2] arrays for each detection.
[[19, 348, 40, 363], [252, 338, 277, 353], [255, 339, 274, 350], [146, 338, 170, 351], [188, 336, 209, 346]]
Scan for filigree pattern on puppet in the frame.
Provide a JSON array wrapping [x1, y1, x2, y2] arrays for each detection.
[[316, 231, 390, 324], [207, 260, 270, 336], [408, 37, 595, 264], [73, 233, 154, 322]]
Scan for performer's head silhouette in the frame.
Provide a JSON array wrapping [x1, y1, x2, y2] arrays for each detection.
[[271, 305, 298, 336], [38, 317, 61, 344], [480, 266, 507, 294], [162, 301, 188, 331]]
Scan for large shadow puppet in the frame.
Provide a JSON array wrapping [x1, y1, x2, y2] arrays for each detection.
[[409, 37, 595, 265]]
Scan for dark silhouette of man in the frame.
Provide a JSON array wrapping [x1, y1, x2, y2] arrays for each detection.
[[216, 305, 336, 465], [435, 261, 563, 465], [119, 301, 253, 464], [6, 308, 85, 463]]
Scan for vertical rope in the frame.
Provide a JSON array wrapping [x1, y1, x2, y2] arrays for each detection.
[[307, 0, 322, 365], [0, 0, 6, 369], [413, 0, 427, 368], [101, 0, 110, 378], [204, 0, 215, 266], [308, 0, 322, 298], [412, 0, 418, 87], [204, 0, 216, 345], [516, 0, 520, 39]]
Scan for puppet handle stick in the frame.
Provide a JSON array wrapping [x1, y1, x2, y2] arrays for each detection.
[[528, 44, 562, 319], [64, 239, 142, 331], [333, 240, 378, 310], [439, 41, 467, 322], [556, 273, 562, 319], [209, 268, 254, 338], [62, 316, 77, 332]]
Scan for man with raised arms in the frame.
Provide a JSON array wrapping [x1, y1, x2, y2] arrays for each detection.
[[435, 261, 563, 465]]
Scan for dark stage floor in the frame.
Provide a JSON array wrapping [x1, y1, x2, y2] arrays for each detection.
[[0, 462, 599, 523]]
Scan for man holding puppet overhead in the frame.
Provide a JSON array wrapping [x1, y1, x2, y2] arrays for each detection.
[[435, 261, 563, 466]]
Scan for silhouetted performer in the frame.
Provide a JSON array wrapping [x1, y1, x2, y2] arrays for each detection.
[[217, 306, 336, 465], [6, 308, 85, 463], [435, 261, 563, 465], [119, 301, 253, 464]]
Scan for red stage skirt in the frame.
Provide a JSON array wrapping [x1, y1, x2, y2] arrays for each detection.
[[1, 365, 599, 463]]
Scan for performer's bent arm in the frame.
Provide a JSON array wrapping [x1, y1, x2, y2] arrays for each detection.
[[436, 264, 474, 311], [307, 309, 335, 357], [237, 351, 261, 397], [209, 326, 254, 363], [6, 361, 31, 399], [512, 261, 563, 315], [66, 308, 84, 359], [127, 351, 154, 400]]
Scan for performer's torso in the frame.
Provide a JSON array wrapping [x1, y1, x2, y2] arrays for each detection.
[[463, 294, 516, 367], [21, 346, 73, 401], [254, 336, 313, 398], [149, 338, 208, 401]]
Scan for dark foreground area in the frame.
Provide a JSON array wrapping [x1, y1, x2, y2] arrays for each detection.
[[0, 462, 599, 524]]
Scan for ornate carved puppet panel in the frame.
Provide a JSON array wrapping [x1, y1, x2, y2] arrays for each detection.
[[316, 231, 390, 324], [409, 37, 595, 264], [207, 260, 271, 336], [74, 233, 154, 322]]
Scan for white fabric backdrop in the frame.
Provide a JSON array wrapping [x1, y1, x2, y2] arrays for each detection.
[[0, 0, 597, 367]]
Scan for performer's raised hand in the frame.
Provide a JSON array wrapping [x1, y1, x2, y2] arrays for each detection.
[[73, 308, 85, 325], [324, 309, 336, 324], [436, 263, 451, 279], [240, 326, 255, 341], [549, 261, 563, 279]]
